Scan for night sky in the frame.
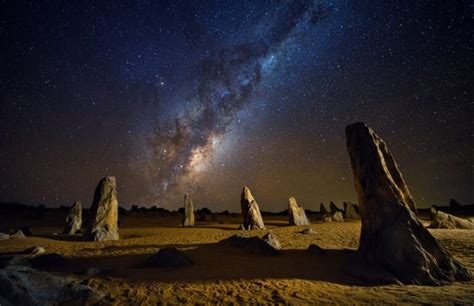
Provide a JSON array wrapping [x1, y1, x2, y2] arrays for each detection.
[[1, 1, 472, 211]]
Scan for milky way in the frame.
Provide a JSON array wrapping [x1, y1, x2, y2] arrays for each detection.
[[0, 1, 472, 210], [145, 1, 333, 201]]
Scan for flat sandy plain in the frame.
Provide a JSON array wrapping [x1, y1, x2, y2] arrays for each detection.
[[1, 214, 473, 304]]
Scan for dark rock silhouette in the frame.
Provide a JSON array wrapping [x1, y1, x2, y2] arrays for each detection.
[[449, 199, 462, 209], [288, 197, 310, 226], [218, 234, 278, 256], [182, 194, 195, 227], [18, 227, 32, 236], [346, 122, 472, 285], [31, 253, 69, 269], [0, 265, 102, 305], [429, 207, 474, 229], [319, 203, 328, 215], [85, 177, 119, 241], [62, 201, 82, 235], [240, 187, 265, 230], [344, 202, 360, 220], [329, 201, 342, 214], [141, 247, 193, 269]]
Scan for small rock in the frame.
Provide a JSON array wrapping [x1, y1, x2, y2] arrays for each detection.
[[331, 211, 344, 222], [308, 244, 326, 255], [300, 228, 315, 235], [239, 224, 246, 230], [23, 246, 46, 256], [19, 227, 33, 236], [0, 233, 9, 240], [141, 247, 193, 269], [10, 230, 26, 239], [262, 233, 281, 250]]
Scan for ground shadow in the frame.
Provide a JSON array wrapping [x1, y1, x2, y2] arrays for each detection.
[[35, 243, 398, 287]]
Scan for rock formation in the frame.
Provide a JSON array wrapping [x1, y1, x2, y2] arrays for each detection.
[[240, 186, 265, 230], [0, 233, 9, 240], [344, 201, 361, 220], [141, 247, 193, 269], [429, 207, 474, 229], [218, 234, 278, 256], [331, 211, 344, 222], [329, 201, 342, 214], [10, 230, 25, 239], [346, 122, 472, 285], [288, 197, 310, 226], [0, 265, 102, 305], [182, 194, 195, 227], [262, 233, 281, 250], [63, 201, 82, 235], [85, 176, 119, 241]]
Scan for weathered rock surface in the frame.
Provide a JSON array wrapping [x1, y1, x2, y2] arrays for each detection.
[[429, 207, 474, 229], [308, 244, 326, 255], [344, 201, 361, 220], [182, 194, 195, 227], [331, 211, 344, 222], [262, 233, 281, 250], [288, 197, 310, 226], [63, 201, 82, 235], [85, 176, 119, 241], [346, 122, 472, 285], [219, 235, 278, 256], [10, 230, 25, 239], [0, 265, 102, 305], [240, 187, 265, 230], [0, 233, 9, 240], [141, 247, 193, 269]]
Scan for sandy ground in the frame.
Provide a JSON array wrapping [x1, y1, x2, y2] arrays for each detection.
[[1, 215, 473, 304]]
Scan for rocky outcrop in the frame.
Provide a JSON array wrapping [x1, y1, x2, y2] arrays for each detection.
[[182, 194, 195, 227], [346, 122, 472, 285], [0, 233, 9, 240], [0, 265, 102, 305], [63, 201, 82, 235], [85, 176, 119, 241], [218, 235, 278, 256], [240, 187, 265, 230], [429, 207, 474, 229], [140, 248, 193, 269], [288, 197, 310, 226], [344, 201, 360, 220]]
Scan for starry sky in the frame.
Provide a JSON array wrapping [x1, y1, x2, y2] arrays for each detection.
[[0, 1, 472, 211]]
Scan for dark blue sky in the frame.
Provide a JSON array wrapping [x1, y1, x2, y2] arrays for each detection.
[[0, 1, 472, 211]]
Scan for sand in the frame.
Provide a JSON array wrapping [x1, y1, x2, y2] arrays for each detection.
[[1, 214, 473, 304]]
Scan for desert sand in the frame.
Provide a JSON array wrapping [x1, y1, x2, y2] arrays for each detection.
[[1, 214, 473, 305]]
